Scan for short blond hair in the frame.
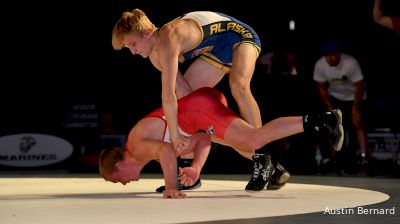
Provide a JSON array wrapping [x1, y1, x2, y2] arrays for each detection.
[[98, 147, 124, 179], [112, 8, 157, 50]]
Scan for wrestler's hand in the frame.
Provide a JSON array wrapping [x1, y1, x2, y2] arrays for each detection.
[[178, 167, 200, 187], [163, 188, 187, 199], [172, 134, 191, 154]]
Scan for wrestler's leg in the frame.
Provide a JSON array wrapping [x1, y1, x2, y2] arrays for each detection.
[[212, 130, 287, 191], [231, 43, 270, 191], [183, 58, 226, 89], [223, 117, 304, 151], [224, 111, 343, 191], [230, 43, 261, 128], [224, 112, 343, 153], [210, 136, 253, 160]]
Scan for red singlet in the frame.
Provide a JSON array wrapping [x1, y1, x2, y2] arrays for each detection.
[[146, 87, 239, 140]]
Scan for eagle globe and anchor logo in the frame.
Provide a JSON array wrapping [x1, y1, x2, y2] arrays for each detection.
[[19, 136, 37, 153]]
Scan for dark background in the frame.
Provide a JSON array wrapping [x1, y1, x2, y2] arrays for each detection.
[[1, 0, 399, 174]]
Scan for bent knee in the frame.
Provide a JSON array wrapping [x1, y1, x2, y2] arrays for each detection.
[[229, 80, 251, 95]]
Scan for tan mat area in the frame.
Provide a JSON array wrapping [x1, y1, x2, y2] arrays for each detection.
[[0, 174, 389, 224]]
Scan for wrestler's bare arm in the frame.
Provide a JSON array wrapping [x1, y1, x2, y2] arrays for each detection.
[[129, 138, 186, 198], [158, 24, 190, 151], [149, 51, 192, 99], [178, 133, 211, 186]]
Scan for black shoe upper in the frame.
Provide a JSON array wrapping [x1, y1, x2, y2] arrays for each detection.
[[267, 162, 290, 190], [304, 109, 344, 151], [245, 154, 275, 191], [156, 178, 202, 193]]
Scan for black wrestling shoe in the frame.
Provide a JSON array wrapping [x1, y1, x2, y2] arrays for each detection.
[[267, 162, 290, 190], [155, 185, 166, 193], [155, 178, 202, 193], [304, 109, 344, 151], [245, 154, 275, 192]]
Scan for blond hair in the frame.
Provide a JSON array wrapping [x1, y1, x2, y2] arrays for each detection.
[[112, 8, 157, 50], [98, 147, 124, 179]]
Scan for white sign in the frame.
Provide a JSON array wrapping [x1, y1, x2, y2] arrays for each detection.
[[0, 133, 74, 167]]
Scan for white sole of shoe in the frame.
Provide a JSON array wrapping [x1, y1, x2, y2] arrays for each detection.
[[333, 109, 344, 151], [278, 172, 291, 185]]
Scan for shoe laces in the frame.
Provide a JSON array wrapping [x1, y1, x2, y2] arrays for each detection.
[[251, 161, 263, 180], [261, 163, 274, 181]]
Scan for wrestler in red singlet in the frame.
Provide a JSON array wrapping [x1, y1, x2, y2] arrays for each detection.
[[146, 87, 239, 140]]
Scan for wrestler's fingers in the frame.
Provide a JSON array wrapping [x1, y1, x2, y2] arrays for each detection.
[[179, 175, 187, 184], [163, 192, 185, 199], [187, 178, 194, 186], [183, 176, 192, 186], [182, 176, 192, 187], [163, 192, 172, 199], [180, 172, 187, 180], [181, 178, 188, 186], [177, 191, 187, 198]]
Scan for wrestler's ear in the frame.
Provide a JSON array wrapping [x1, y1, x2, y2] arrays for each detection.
[[115, 161, 125, 170], [143, 28, 152, 37]]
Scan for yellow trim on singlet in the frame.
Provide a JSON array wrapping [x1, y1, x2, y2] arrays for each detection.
[[198, 41, 260, 73], [199, 55, 231, 73], [233, 41, 261, 57], [244, 41, 261, 57], [177, 18, 204, 61]]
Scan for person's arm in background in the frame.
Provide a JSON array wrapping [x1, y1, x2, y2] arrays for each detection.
[[352, 80, 365, 124], [373, 0, 394, 30], [313, 60, 333, 111], [315, 81, 334, 111]]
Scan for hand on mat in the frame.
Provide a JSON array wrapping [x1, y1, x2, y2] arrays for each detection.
[[163, 188, 187, 199], [178, 167, 200, 187]]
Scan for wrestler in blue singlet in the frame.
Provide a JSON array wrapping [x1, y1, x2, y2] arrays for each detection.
[[163, 11, 261, 72]]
